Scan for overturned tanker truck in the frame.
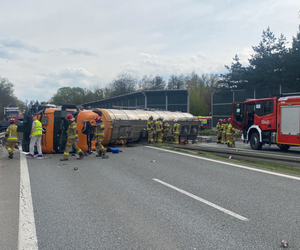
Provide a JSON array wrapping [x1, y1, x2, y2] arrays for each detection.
[[22, 103, 200, 153]]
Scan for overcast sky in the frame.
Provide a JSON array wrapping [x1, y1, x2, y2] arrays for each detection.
[[0, 0, 299, 102]]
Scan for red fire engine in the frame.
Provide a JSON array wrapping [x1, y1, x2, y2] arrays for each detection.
[[231, 94, 300, 150]]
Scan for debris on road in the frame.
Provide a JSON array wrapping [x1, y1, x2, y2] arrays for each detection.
[[150, 160, 156, 163], [74, 167, 78, 170], [229, 156, 232, 159], [281, 240, 288, 248]]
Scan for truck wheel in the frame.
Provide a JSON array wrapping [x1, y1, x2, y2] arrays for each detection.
[[250, 132, 262, 150], [277, 144, 290, 151]]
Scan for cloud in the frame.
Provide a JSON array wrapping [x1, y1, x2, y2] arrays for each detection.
[[59, 48, 97, 56], [0, 48, 19, 60], [58, 67, 94, 78], [0, 39, 42, 53]]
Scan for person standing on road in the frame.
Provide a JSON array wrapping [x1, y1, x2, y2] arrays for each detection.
[[5, 118, 18, 159], [147, 115, 154, 143], [172, 119, 180, 144], [216, 119, 223, 143], [155, 117, 163, 143], [227, 118, 237, 147], [81, 119, 94, 154], [60, 114, 84, 161], [27, 116, 43, 159], [221, 119, 228, 144], [94, 116, 108, 159], [162, 119, 170, 143]]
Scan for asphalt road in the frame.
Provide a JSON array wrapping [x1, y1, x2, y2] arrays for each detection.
[[1, 145, 300, 249]]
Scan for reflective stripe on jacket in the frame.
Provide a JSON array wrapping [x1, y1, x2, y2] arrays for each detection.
[[32, 120, 43, 137]]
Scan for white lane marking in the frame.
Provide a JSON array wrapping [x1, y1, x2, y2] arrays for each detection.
[[153, 178, 248, 221], [202, 144, 300, 160], [146, 146, 300, 181], [19, 150, 38, 250]]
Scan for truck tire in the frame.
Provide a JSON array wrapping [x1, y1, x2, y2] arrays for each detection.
[[277, 144, 290, 151], [250, 132, 262, 150]]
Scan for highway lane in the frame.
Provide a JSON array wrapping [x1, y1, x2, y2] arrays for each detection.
[[0, 146, 19, 250], [1, 145, 300, 249]]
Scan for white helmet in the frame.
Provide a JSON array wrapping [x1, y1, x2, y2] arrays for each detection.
[[174, 118, 178, 122]]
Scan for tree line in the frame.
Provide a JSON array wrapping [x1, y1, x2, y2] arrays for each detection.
[[48, 72, 218, 116]]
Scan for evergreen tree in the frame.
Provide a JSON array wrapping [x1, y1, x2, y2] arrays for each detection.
[[219, 55, 247, 90], [247, 27, 288, 89]]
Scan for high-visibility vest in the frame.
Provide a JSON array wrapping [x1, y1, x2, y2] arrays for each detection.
[[32, 120, 43, 137], [6, 124, 18, 141]]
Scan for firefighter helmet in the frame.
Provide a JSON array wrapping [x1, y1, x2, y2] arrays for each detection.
[[94, 116, 102, 122], [228, 118, 232, 122], [149, 115, 153, 120], [9, 118, 15, 123], [66, 114, 74, 121], [223, 119, 226, 123], [174, 118, 178, 122], [219, 119, 222, 122]]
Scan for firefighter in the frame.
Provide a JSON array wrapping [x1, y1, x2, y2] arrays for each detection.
[[5, 118, 18, 159], [60, 114, 84, 161], [216, 119, 223, 143], [221, 119, 228, 144], [172, 119, 180, 144], [94, 116, 109, 159], [227, 118, 237, 147], [155, 117, 163, 143], [162, 119, 170, 143], [147, 115, 154, 143]]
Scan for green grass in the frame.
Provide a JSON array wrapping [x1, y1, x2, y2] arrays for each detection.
[[152, 144, 300, 176], [198, 129, 216, 136]]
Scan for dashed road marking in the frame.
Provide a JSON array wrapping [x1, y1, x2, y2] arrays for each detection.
[[153, 178, 249, 221]]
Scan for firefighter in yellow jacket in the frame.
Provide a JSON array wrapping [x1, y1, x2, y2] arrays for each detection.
[[60, 114, 84, 161], [94, 116, 108, 159], [172, 119, 180, 144], [227, 118, 237, 147], [221, 119, 228, 144], [155, 117, 163, 143], [5, 118, 18, 159], [216, 119, 222, 143], [162, 119, 170, 143], [147, 115, 154, 143]]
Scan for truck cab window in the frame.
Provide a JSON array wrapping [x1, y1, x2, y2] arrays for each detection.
[[233, 103, 245, 124], [256, 101, 273, 117]]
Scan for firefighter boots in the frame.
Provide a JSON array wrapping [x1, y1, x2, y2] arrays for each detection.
[[77, 152, 84, 160]]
